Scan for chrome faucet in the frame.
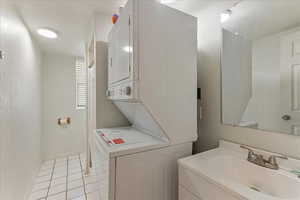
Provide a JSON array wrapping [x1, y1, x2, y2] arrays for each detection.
[[240, 145, 288, 170]]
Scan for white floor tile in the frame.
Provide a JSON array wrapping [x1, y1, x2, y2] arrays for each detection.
[[68, 173, 82, 182], [67, 187, 85, 199], [83, 176, 97, 185], [68, 164, 80, 170], [43, 160, 55, 166], [53, 168, 67, 175], [68, 160, 80, 165], [85, 183, 99, 194], [38, 167, 53, 176], [47, 192, 66, 200], [55, 163, 67, 169], [69, 168, 82, 175], [38, 169, 53, 177], [70, 195, 86, 200], [29, 189, 48, 200], [56, 157, 67, 163], [86, 191, 100, 200], [54, 166, 67, 172], [51, 176, 67, 187], [40, 164, 54, 172], [68, 155, 79, 160], [68, 179, 83, 190], [32, 181, 50, 191], [52, 171, 67, 179], [36, 174, 52, 183], [48, 184, 66, 196], [29, 153, 91, 200]]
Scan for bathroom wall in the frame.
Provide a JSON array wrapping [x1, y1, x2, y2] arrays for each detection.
[[196, 3, 300, 159], [94, 13, 113, 42], [42, 53, 86, 160], [0, 3, 43, 200]]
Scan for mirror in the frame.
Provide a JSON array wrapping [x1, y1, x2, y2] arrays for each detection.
[[221, 0, 300, 136]]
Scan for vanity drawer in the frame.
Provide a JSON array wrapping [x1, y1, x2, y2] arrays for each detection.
[[179, 186, 202, 200], [179, 165, 240, 200]]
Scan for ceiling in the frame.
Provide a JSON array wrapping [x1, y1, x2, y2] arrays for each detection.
[[11, 0, 222, 57], [11, 0, 127, 57], [11, 0, 226, 57], [222, 0, 300, 40], [11, 0, 300, 56]]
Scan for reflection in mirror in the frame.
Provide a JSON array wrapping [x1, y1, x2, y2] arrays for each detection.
[[221, 0, 300, 135]]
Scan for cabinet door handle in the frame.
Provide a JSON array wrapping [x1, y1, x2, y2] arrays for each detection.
[[110, 58, 112, 67]]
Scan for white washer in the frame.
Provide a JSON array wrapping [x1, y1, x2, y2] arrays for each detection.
[[91, 127, 193, 200]]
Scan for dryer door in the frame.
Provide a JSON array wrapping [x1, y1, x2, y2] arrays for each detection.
[[108, 4, 132, 86]]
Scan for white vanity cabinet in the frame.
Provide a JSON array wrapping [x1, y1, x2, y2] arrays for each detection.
[[179, 186, 202, 200]]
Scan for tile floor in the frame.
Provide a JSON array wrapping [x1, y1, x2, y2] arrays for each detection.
[[28, 154, 100, 200]]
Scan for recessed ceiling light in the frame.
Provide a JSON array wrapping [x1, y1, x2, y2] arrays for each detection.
[[123, 46, 133, 53], [37, 28, 58, 39], [220, 9, 232, 23], [160, 0, 177, 4]]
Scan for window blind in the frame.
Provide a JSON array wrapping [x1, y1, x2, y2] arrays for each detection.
[[75, 59, 87, 109]]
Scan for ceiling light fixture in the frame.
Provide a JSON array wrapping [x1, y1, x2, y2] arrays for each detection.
[[37, 28, 58, 39], [220, 9, 232, 23], [123, 46, 133, 53], [160, 0, 177, 4], [220, 0, 243, 23]]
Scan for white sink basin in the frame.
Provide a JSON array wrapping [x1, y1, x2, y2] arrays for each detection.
[[179, 141, 300, 200]]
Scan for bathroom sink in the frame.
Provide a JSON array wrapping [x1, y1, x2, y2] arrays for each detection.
[[178, 141, 300, 200]]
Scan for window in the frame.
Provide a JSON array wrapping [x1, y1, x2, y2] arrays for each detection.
[[75, 59, 87, 109]]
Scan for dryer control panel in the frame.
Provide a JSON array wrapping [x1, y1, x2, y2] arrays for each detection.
[[106, 81, 137, 100]]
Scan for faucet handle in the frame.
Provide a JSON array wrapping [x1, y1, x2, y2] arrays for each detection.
[[268, 155, 288, 169], [272, 155, 288, 160], [268, 154, 288, 162], [240, 145, 254, 152], [240, 145, 256, 160]]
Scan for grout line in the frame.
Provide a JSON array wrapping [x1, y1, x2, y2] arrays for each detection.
[[46, 159, 56, 199], [30, 156, 88, 200], [79, 153, 88, 199], [66, 157, 69, 200]]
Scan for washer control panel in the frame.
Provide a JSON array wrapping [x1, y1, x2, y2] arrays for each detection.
[[107, 81, 136, 100]]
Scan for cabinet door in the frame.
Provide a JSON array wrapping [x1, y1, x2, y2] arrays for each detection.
[[115, 144, 192, 200], [92, 139, 111, 200], [179, 186, 202, 200], [109, 3, 132, 85]]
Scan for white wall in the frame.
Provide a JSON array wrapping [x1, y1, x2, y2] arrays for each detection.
[[242, 34, 282, 132], [0, 3, 43, 200], [95, 42, 130, 128], [196, 3, 300, 159], [222, 29, 252, 125], [95, 13, 113, 42], [42, 53, 86, 160]]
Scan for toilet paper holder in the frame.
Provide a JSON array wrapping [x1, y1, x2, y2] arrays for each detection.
[[58, 117, 71, 125]]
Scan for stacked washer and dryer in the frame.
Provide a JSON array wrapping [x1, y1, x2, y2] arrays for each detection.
[[90, 0, 197, 200]]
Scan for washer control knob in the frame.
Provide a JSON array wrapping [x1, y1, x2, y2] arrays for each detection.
[[125, 87, 131, 96], [106, 90, 111, 97]]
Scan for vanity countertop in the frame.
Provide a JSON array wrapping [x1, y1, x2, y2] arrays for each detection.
[[178, 140, 300, 200]]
